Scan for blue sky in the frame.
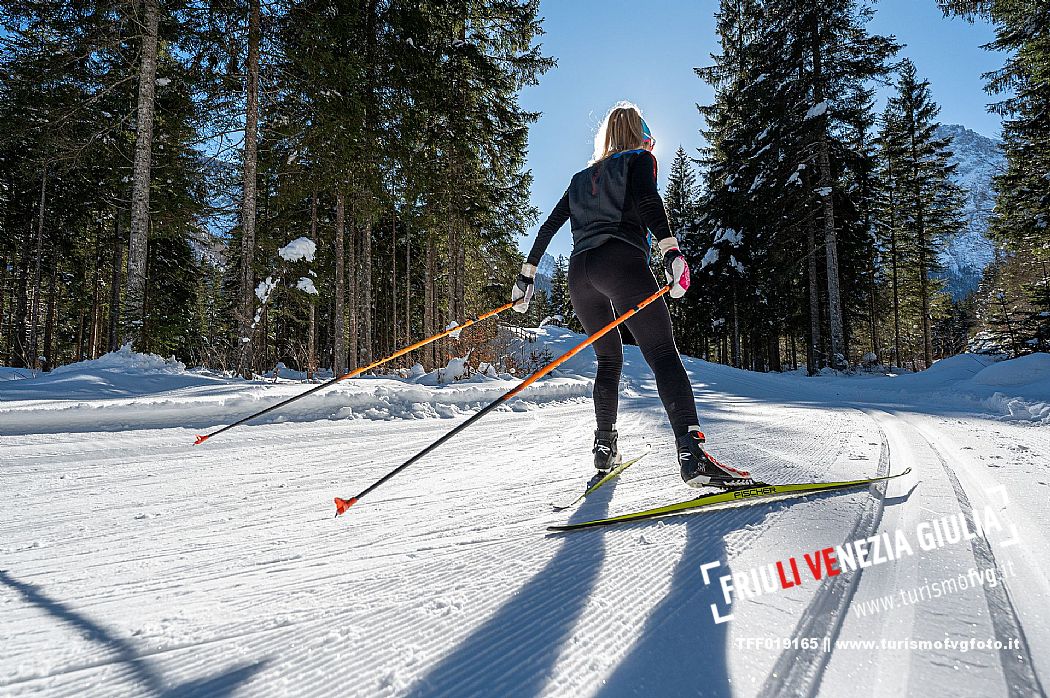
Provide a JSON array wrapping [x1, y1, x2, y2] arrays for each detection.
[[517, 0, 1002, 260]]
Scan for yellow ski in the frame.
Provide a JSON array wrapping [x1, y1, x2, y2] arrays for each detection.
[[548, 468, 911, 532]]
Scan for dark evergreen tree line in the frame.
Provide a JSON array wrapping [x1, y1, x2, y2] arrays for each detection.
[[0, 0, 552, 375], [666, 0, 995, 373], [940, 0, 1050, 356]]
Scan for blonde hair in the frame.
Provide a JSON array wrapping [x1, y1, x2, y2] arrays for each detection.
[[591, 101, 647, 164]]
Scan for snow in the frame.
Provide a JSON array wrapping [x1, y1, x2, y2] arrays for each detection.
[[804, 101, 828, 119], [2, 334, 1050, 695], [278, 237, 316, 263], [254, 276, 276, 303], [713, 228, 743, 246], [439, 355, 469, 383], [0, 366, 33, 381], [295, 277, 318, 295]]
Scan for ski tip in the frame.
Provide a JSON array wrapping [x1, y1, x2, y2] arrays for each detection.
[[193, 434, 209, 446], [334, 496, 358, 517]]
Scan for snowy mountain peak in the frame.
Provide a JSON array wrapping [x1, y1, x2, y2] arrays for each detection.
[[935, 124, 1004, 299], [534, 252, 557, 294]]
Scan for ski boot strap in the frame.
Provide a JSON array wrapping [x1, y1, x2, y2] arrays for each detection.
[[686, 425, 706, 443], [593, 429, 617, 451]]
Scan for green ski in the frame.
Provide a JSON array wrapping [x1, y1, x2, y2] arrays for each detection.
[[548, 468, 912, 532], [551, 448, 651, 512]]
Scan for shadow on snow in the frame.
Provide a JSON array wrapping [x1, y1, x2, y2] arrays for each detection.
[[404, 479, 620, 697], [0, 570, 266, 697]]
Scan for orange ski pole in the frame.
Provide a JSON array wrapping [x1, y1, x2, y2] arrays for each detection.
[[194, 301, 515, 445], [334, 284, 671, 516]]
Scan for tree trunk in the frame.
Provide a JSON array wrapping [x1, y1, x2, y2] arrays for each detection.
[[806, 214, 822, 375], [347, 211, 357, 370], [0, 255, 6, 360], [42, 262, 58, 370], [424, 235, 436, 369], [405, 221, 411, 350], [28, 166, 47, 367], [12, 230, 31, 367], [391, 211, 398, 352], [124, 0, 159, 348], [89, 221, 103, 359], [446, 222, 457, 323], [908, 122, 934, 368], [731, 282, 741, 368], [456, 230, 466, 319], [868, 263, 878, 359], [109, 214, 123, 351], [334, 191, 346, 375], [360, 217, 373, 365], [308, 190, 318, 377], [76, 310, 85, 364], [810, 13, 846, 369], [238, 0, 261, 377]]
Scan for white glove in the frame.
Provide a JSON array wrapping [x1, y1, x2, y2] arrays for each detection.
[[511, 262, 536, 313], [659, 237, 690, 299]]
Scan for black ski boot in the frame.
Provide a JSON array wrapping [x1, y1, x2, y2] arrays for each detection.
[[592, 429, 621, 475], [677, 427, 755, 489]]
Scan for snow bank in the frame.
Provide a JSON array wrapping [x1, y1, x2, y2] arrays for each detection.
[[791, 352, 1050, 424], [971, 352, 1050, 387], [0, 366, 33, 381], [0, 327, 593, 435], [6, 326, 1045, 438], [49, 343, 186, 377], [1, 345, 227, 403]]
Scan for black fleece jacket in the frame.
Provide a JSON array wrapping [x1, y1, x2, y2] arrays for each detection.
[[525, 149, 673, 268]]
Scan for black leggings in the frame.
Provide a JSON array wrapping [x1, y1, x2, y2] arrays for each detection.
[[568, 239, 699, 437]]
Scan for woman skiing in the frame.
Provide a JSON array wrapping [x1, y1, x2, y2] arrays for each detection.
[[511, 102, 752, 489]]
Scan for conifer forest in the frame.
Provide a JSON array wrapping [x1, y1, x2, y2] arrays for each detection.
[[1, 0, 1047, 378]]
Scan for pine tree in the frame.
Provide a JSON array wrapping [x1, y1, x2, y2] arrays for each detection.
[[665, 146, 700, 237], [878, 60, 965, 367], [940, 0, 1050, 254], [940, 1, 1050, 357], [549, 255, 571, 326], [694, 0, 896, 373], [663, 145, 706, 353]]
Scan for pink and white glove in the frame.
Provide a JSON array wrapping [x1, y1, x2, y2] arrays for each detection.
[[659, 237, 690, 299]]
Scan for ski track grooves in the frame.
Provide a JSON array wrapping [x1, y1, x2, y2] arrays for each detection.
[[908, 414, 1046, 697], [758, 413, 891, 698]]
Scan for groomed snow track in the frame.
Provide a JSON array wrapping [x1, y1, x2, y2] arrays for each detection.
[[2, 346, 1049, 697]]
